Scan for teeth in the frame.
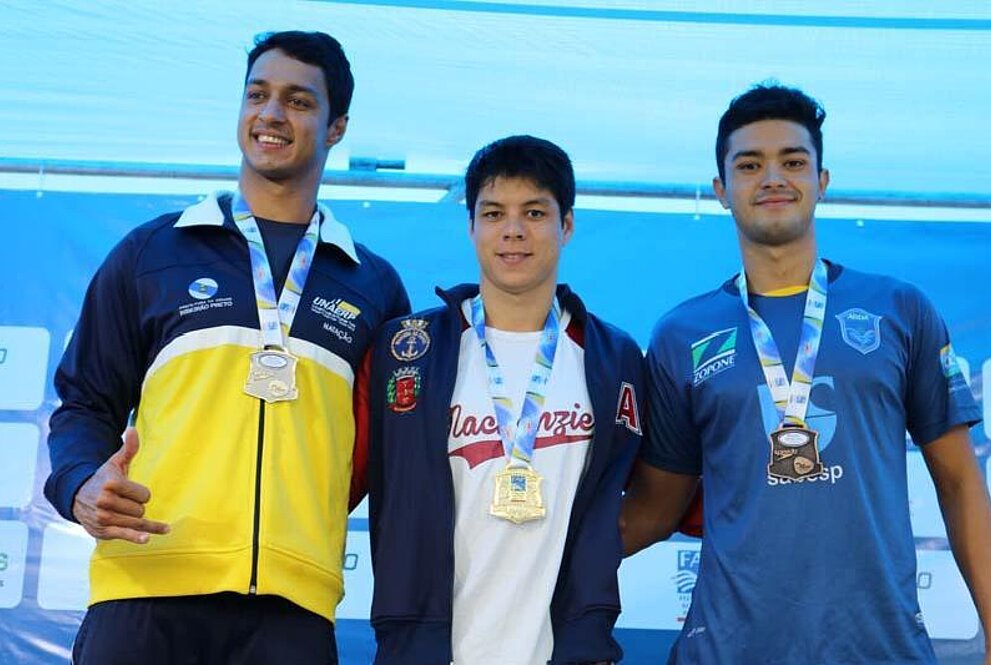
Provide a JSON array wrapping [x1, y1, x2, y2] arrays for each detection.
[[258, 134, 289, 145]]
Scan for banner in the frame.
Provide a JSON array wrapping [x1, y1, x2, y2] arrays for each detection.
[[1, 189, 987, 663]]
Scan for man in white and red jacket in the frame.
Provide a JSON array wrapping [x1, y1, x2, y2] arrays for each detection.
[[361, 135, 644, 665]]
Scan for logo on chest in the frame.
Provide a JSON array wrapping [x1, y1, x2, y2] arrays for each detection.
[[178, 276, 233, 317], [835, 308, 882, 354], [311, 296, 362, 345], [691, 327, 738, 386], [387, 367, 421, 413], [311, 297, 361, 329], [448, 404, 594, 468]]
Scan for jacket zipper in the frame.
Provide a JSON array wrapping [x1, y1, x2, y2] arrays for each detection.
[[249, 400, 265, 594]]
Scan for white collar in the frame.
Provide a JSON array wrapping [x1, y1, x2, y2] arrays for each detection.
[[174, 191, 360, 264]]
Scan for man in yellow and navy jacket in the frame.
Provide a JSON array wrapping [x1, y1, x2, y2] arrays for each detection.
[[44, 30, 409, 665]]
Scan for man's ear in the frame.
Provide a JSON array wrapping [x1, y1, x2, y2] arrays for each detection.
[[712, 177, 730, 210], [326, 114, 349, 148], [561, 209, 575, 246]]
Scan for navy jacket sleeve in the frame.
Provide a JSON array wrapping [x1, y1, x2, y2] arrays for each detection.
[[350, 257, 410, 511], [45, 232, 147, 521], [550, 322, 643, 665]]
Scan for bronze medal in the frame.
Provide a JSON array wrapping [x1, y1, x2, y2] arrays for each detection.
[[767, 425, 823, 481], [490, 465, 546, 524]]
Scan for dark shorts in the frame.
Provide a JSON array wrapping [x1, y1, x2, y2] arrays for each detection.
[[72, 592, 337, 665]]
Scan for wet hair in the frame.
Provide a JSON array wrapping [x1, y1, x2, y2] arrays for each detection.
[[465, 135, 575, 220], [247, 31, 354, 123], [716, 83, 825, 181]]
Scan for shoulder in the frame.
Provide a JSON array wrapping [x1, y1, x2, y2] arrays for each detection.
[[558, 286, 640, 357], [97, 210, 185, 278], [353, 242, 403, 283], [375, 303, 453, 347], [649, 280, 737, 348], [582, 311, 641, 357], [831, 263, 936, 316]]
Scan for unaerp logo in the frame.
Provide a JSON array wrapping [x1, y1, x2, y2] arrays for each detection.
[[691, 327, 738, 386]]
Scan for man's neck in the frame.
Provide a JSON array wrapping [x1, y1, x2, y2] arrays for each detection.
[[238, 169, 319, 224], [478, 282, 557, 332], [740, 236, 818, 295]]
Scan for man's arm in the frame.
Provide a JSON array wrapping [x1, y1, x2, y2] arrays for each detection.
[[45, 232, 167, 543], [922, 425, 991, 660], [620, 459, 698, 556], [72, 428, 170, 544], [349, 265, 411, 512]]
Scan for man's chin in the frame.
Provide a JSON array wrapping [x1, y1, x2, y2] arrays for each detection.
[[744, 220, 811, 247], [244, 163, 296, 184]]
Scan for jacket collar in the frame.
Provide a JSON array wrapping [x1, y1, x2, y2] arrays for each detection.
[[435, 283, 587, 325], [173, 191, 360, 264]]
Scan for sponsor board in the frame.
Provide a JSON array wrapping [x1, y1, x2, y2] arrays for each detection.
[[336, 530, 373, 620], [37, 522, 94, 610], [917, 550, 979, 640], [0, 423, 39, 508], [0, 326, 50, 410], [0, 521, 28, 608], [617, 540, 700, 630]]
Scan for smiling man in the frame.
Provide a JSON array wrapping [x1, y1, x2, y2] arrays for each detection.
[[620, 83, 991, 663], [45, 31, 409, 664], [365, 135, 643, 665]]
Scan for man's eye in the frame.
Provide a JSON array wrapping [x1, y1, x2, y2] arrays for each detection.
[[785, 159, 807, 169], [736, 162, 758, 171], [289, 97, 313, 109], [246, 90, 265, 102], [526, 210, 546, 219]]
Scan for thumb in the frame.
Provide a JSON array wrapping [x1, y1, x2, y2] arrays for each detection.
[[110, 427, 141, 476]]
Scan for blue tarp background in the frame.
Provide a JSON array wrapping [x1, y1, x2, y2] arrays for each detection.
[[0, 189, 988, 662]]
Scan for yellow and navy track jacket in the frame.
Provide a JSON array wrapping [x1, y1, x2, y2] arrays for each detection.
[[45, 192, 410, 622]]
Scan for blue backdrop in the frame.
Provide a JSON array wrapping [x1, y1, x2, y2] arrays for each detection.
[[1, 189, 988, 663]]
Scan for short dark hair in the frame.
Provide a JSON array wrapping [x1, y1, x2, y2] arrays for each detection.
[[246, 31, 354, 124], [465, 135, 575, 220], [716, 83, 826, 181]]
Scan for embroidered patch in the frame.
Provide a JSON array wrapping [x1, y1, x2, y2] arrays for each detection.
[[387, 367, 421, 413], [390, 319, 431, 362], [615, 381, 641, 434], [835, 308, 882, 355]]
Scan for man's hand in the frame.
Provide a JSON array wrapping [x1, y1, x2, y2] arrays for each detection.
[[72, 428, 170, 544]]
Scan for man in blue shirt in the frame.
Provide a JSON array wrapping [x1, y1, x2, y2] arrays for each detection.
[[621, 83, 991, 663]]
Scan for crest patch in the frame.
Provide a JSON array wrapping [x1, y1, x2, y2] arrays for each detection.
[[835, 308, 882, 355], [387, 367, 421, 413], [390, 319, 431, 362]]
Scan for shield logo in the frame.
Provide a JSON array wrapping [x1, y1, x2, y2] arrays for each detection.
[[835, 308, 882, 355], [387, 367, 421, 413]]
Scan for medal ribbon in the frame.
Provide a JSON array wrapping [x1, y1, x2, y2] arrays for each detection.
[[737, 259, 828, 427], [469, 295, 560, 467], [231, 192, 320, 349]]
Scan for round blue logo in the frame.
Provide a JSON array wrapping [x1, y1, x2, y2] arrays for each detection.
[[189, 277, 218, 300]]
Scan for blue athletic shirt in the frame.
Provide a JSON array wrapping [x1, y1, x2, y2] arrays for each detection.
[[643, 261, 981, 664]]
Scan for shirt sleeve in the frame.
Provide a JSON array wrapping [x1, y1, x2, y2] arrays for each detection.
[[640, 318, 703, 475], [903, 285, 982, 446], [44, 233, 146, 521]]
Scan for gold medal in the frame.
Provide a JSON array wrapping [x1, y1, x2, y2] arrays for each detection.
[[490, 465, 546, 524], [244, 348, 299, 403], [767, 425, 823, 481]]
